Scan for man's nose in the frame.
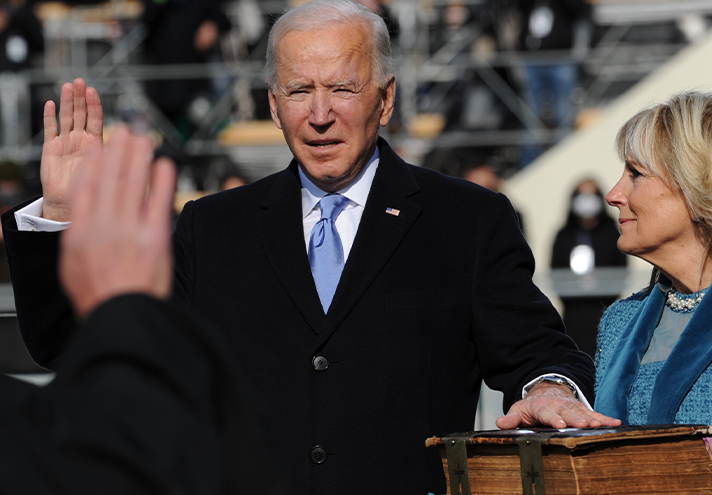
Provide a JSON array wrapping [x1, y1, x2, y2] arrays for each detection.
[[309, 92, 334, 128]]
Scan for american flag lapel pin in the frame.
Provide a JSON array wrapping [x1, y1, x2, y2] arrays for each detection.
[[385, 207, 400, 217]]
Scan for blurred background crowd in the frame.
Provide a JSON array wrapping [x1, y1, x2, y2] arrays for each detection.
[[0, 0, 711, 391], [0, 0, 707, 199]]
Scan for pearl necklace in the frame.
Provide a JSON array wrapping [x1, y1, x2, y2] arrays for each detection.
[[665, 287, 705, 312]]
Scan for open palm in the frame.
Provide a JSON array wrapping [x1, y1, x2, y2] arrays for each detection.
[[41, 78, 104, 222]]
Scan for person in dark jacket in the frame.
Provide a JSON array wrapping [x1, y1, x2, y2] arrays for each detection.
[[517, 0, 591, 166], [141, 0, 231, 139], [0, 127, 287, 495], [3, 2, 621, 492], [0, 0, 42, 72], [551, 178, 627, 357]]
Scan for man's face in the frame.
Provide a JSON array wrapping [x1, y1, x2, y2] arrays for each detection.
[[269, 23, 395, 192]]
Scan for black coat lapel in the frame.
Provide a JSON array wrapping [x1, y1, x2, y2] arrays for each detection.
[[315, 139, 422, 349], [256, 162, 325, 335]]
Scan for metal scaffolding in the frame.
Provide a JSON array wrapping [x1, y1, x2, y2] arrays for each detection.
[[1, 0, 708, 181]]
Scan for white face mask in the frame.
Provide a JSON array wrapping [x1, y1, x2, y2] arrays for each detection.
[[529, 4, 554, 39], [6, 35, 28, 64], [572, 193, 603, 219]]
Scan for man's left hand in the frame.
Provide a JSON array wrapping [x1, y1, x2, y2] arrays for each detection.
[[495, 382, 622, 429]]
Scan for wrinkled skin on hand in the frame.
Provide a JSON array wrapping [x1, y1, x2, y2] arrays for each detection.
[[496, 382, 622, 429], [41, 78, 104, 222]]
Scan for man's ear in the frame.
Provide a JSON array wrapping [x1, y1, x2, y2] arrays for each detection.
[[379, 75, 396, 127], [268, 89, 283, 130]]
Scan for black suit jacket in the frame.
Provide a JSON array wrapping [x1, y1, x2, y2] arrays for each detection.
[[0, 294, 286, 494], [2, 138, 594, 494]]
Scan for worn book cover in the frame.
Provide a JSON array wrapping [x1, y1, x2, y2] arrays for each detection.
[[426, 425, 712, 495]]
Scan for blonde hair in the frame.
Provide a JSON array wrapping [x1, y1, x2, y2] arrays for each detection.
[[616, 91, 712, 248]]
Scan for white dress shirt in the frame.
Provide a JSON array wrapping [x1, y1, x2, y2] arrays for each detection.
[[299, 148, 379, 260]]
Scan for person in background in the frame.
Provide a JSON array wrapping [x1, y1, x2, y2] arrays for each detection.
[[462, 161, 525, 234], [551, 178, 627, 357], [218, 168, 248, 191], [596, 92, 712, 425], [355, 0, 398, 40], [0, 0, 42, 73], [516, 0, 591, 167], [140, 0, 231, 141], [0, 127, 286, 494], [462, 162, 501, 192], [0, 0, 43, 138]]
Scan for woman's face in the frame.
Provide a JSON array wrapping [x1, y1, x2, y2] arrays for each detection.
[[605, 158, 696, 266]]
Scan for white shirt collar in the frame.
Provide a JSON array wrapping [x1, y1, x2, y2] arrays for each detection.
[[299, 147, 380, 218]]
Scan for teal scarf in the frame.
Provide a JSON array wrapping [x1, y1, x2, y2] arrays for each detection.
[[595, 279, 712, 424]]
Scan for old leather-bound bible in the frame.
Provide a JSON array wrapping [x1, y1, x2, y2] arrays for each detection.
[[426, 425, 712, 495]]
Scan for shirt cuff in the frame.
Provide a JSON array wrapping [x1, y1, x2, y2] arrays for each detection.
[[522, 373, 592, 410], [15, 198, 71, 232]]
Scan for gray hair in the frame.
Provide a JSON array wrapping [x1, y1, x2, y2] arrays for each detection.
[[265, 0, 393, 91], [616, 91, 712, 247]]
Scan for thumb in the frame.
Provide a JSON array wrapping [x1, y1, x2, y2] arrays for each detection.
[[495, 409, 522, 430]]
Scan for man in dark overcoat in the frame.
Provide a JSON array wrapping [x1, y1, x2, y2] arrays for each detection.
[[2, 1, 619, 493]]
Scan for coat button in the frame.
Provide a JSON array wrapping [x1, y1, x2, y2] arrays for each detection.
[[312, 355, 329, 372], [311, 446, 327, 464]]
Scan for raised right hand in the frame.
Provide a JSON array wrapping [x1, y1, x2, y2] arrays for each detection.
[[41, 78, 104, 221]]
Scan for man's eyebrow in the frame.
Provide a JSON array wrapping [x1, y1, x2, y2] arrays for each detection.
[[281, 79, 359, 92], [284, 81, 312, 91]]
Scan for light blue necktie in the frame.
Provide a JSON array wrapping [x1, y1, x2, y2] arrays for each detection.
[[308, 194, 350, 312]]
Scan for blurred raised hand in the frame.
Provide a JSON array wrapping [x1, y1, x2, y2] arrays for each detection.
[[59, 126, 176, 319], [41, 78, 104, 221]]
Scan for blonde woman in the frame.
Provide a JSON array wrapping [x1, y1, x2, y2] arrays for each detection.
[[596, 92, 712, 425]]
